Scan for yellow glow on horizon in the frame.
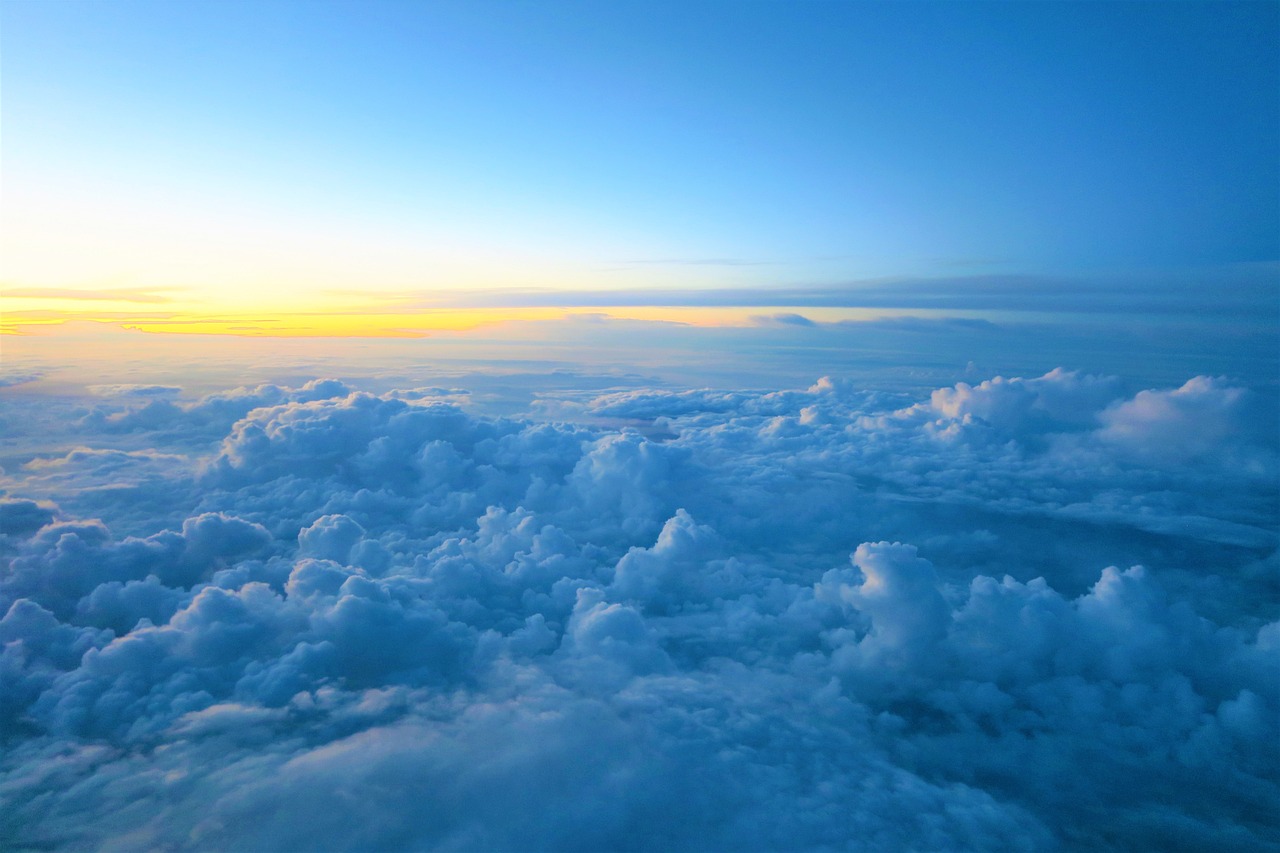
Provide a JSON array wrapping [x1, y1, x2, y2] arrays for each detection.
[[1, 306, 569, 337], [118, 309, 576, 337], [0, 300, 914, 338]]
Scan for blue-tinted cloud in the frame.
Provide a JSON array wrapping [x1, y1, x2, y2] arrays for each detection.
[[1, 368, 1276, 851]]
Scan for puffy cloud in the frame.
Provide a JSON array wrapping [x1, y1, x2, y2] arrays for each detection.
[[927, 368, 1123, 434], [558, 587, 671, 682], [609, 509, 749, 615], [0, 498, 56, 538], [297, 514, 366, 564], [830, 542, 951, 670], [1096, 375, 1271, 463], [0, 512, 270, 618], [79, 379, 355, 444], [559, 432, 686, 541], [72, 574, 185, 635], [1, 369, 1276, 851]]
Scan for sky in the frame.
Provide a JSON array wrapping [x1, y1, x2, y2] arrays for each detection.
[[1, 0, 1277, 332], [1, 3, 1279, 852]]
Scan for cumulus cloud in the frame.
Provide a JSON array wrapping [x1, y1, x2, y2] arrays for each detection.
[[0, 499, 56, 539], [1, 369, 1276, 851], [926, 367, 1123, 432], [1096, 375, 1271, 463], [80, 378, 355, 443]]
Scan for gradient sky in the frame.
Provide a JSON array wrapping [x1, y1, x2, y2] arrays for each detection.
[[2, 0, 1277, 326], [3, 6, 1279, 847]]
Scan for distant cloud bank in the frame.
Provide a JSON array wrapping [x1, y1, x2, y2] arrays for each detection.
[[378, 264, 1280, 317]]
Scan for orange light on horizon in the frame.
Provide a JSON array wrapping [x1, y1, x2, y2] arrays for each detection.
[[0, 307, 575, 338], [1, 304, 915, 338]]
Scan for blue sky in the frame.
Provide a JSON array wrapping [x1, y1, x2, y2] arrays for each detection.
[[2, 5, 1279, 849], [3, 0, 1277, 307]]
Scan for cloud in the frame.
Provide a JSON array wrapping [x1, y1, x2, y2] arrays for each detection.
[[925, 367, 1122, 431], [1095, 375, 1270, 463], [0, 373, 41, 388], [751, 312, 818, 327], [1, 369, 1276, 851], [355, 265, 1279, 317], [86, 384, 183, 397], [0, 499, 56, 538], [80, 379, 355, 444], [0, 287, 179, 303]]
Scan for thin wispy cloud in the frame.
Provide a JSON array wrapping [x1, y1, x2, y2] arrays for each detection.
[[318, 266, 1278, 318], [1, 287, 181, 303]]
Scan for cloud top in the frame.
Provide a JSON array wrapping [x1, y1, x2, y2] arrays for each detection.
[[1, 368, 1276, 851]]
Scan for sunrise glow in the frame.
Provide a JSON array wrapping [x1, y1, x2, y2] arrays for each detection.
[[1, 2, 1276, 851]]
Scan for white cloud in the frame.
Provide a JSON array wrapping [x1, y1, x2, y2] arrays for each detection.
[[1, 368, 1276, 850]]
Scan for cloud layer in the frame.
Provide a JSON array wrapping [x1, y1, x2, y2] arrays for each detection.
[[1, 368, 1276, 851]]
